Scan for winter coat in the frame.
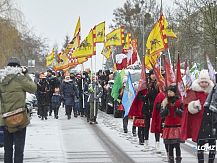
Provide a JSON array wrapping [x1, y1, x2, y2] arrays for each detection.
[[36, 79, 51, 106], [160, 97, 183, 143], [205, 84, 217, 112], [128, 89, 148, 118], [0, 66, 37, 126], [151, 91, 166, 133], [87, 82, 103, 103], [61, 80, 78, 106], [146, 79, 159, 116], [51, 93, 62, 108], [180, 79, 214, 142]]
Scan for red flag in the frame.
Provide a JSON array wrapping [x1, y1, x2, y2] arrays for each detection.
[[152, 63, 165, 91], [176, 53, 186, 97], [164, 57, 175, 86], [128, 58, 147, 117], [128, 39, 138, 66], [115, 53, 127, 70]]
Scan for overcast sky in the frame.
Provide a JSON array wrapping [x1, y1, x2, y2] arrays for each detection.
[[16, 0, 175, 71]]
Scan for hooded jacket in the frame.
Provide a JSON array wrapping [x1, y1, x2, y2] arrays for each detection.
[[0, 66, 37, 125]]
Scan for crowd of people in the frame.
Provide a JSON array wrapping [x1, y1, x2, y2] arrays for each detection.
[[0, 57, 217, 163], [34, 66, 217, 163], [34, 68, 113, 124]]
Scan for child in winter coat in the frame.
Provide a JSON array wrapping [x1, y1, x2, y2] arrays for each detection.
[[160, 85, 183, 163], [51, 87, 62, 119]]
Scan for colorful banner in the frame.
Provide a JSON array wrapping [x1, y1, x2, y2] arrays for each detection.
[[71, 29, 96, 58], [105, 26, 124, 47], [46, 49, 55, 66], [74, 17, 80, 38], [144, 53, 161, 70], [93, 21, 105, 43], [160, 14, 177, 38], [101, 46, 111, 59]]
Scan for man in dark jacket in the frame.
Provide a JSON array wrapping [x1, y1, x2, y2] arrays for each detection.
[[36, 72, 51, 120], [0, 57, 37, 163], [46, 69, 61, 116]]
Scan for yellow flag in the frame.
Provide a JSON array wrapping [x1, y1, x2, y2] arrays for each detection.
[[71, 29, 95, 58], [68, 57, 88, 68], [58, 52, 69, 68], [67, 34, 80, 51], [160, 14, 177, 38], [101, 46, 111, 59], [93, 21, 105, 43], [144, 53, 161, 70], [123, 33, 131, 50], [74, 17, 80, 38], [105, 26, 124, 47], [46, 49, 55, 66], [146, 16, 168, 56]]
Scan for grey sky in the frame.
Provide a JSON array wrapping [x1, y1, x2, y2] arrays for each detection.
[[17, 0, 175, 71]]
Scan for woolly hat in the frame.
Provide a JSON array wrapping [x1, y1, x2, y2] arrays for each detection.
[[7, 57, 21, 67], [149, 69, 154, 76], [198, 70, 210, 83], [47, 69, 53, 74], [166, 85, 177, 94]]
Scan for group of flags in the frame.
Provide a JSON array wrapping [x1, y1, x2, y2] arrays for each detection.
[[110, 12, 216, 118], [46, 17, 139, 71]]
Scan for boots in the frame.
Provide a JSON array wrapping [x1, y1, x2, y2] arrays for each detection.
[[67, 115, 71, 120], [169, 156, 175, 163], [143, 140, 149, 151], [175, 156, 182, 163], [139, 138, 144, 145], [155, 141, 160, 153]]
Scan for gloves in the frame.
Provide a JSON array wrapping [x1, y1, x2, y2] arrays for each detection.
[[175, 107, 183, 117], [88, 86, 94, 93], [21, 66, 28, 74], [188, 100, 201, 114], [160, 105, 170, 117], [194, 100, 202, 111]]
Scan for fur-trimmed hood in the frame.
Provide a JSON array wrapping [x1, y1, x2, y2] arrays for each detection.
[[191, 79, 214, 94], [0, 66, 22, 84]]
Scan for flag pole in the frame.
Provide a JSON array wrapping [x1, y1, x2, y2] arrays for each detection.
[[94, 55, 97, 118], [102, 54, 105, 73], [167, 48, 172, 67], [81, 63, 85, 110]]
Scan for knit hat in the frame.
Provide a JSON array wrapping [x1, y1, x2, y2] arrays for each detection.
[[149, 69, 154, 76], [47, 69, 53, 74], [198, 69, 210, 83], [7, 57, 21, 67], [166, 85, 177, 94]]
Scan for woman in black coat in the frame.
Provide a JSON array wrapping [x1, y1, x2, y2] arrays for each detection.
[[61, 76, 78, 119]]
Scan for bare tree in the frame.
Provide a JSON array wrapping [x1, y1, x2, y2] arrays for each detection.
[[111, 0, 160, 60], [193, 0, 217, 68]]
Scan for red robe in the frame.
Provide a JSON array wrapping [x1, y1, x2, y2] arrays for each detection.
[[150, 91, 166, 133], [128, 89, 148, 117], [180, 90, 208, 142], [162, 99, 182, 140]]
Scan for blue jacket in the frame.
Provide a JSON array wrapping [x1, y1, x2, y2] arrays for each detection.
[[51, 93, 62, 108], [61, 80, 78, 106]]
